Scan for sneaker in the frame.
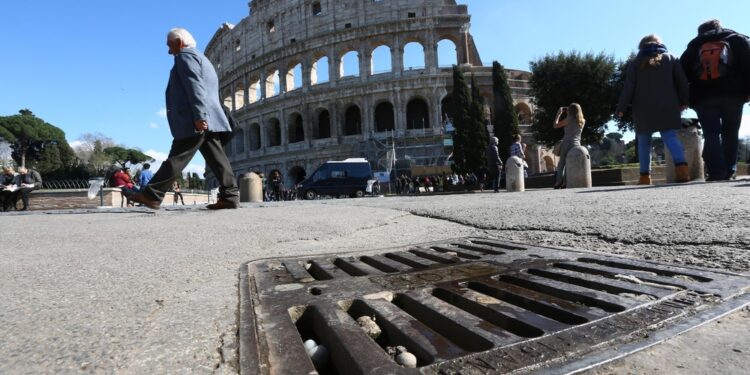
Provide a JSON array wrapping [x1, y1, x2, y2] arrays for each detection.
[[206, 198, 239, 210]]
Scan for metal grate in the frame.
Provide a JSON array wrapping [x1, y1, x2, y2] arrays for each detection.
[[239, 237, 750, 374]]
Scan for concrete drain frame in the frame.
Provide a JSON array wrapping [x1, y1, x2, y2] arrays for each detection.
[[239, 237, 750, 374]]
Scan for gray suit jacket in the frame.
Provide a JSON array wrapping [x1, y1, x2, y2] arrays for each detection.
[[166, 47, 231, 139]]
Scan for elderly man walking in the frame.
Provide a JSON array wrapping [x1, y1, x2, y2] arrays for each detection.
[[129, 28, 238, 210]]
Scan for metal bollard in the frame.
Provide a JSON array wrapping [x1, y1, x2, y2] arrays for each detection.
[[565, 146, 592, 188], [240, 172, 263, 203], [665, 126, 704, 182], [505, 156, 525, 192]]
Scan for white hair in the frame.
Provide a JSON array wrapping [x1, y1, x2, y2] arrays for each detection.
[[167, 28, 197, 48]]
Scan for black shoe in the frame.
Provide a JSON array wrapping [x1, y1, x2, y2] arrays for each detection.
[[128, 193, 162, 210], [19, 207, 27, 211], [206, 198, 238, 210]]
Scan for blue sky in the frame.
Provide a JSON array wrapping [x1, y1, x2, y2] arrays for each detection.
[[1, 0, 749, 175]]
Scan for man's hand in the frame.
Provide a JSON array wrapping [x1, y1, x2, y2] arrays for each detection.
[[194, 120, 208, 133]]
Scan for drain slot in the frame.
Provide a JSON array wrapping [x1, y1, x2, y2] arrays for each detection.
[[431, 287, 545, 338], [578, 258, 712, 282], [431, 246, 482, 259], [391, 293, 494, 353], [451, 243, 505, 255], [306, 261, 335, 281], [344, 299, 433, 367], [464, 281, 590, 325], [359, 256, 402, 273], [497, 275, 626, 313], [469, 239, 526, 251], [292, 306, 341, 375], [333, 258, 369, 277], [526, 268, 662, 297], [385, 252, 431, 269], [409, 249, 461, 264], [555, 262, 688, 290]]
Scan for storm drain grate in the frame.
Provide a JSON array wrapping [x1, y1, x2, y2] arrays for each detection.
[[239, 237, 750, 374]]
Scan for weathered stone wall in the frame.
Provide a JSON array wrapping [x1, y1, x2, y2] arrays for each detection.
[[204, 0, 535, 187], [10, 190, 211, 211]]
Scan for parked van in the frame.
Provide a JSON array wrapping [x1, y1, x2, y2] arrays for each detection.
[[297, 158, 373, 200]]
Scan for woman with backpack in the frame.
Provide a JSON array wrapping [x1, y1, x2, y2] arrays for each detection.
[[617, 34, 691, 185], [552, 103, 585, 189]]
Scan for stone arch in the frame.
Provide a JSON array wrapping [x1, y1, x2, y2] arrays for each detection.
[[437, 39, 458, 68], [248, 77, 261, 103], [289, 165, 307, 184], [286, 61, 303, 91], [314, 108, 331, 139], [343, 104, 362, 136], [339, 50, 360, 78], [266, 70, 280, 97], [440, 94, 454, 123], [249, 123, 261, 150], [515, 102, 532, 124], [288, 113, 305, 143], [370, 44, 392, 75], [374, 101, 395, 132], [267, 118, 281, 147], [406, 97, 430, 129], [311, 55, 329, 85], [403, 41, 426, 70], [233, 80, 246, 109], [233, 127, 245, 154]]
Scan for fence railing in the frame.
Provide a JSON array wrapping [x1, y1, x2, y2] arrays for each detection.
[[41, 179, 209, 193]]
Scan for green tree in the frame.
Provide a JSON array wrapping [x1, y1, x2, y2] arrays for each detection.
[[606, 132, 624, 141], [88, 140, 112, 177], [467, 74, 489, 173], [529, 51, 618, 146], [0, 109, 74, 169], [103, 146, 153, 169], [450, 65, 472, 174], [491, 61, 520, 163]]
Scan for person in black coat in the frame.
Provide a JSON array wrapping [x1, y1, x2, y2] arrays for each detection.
[[680, 19, 750, 180], [485, 136, 503, 192]]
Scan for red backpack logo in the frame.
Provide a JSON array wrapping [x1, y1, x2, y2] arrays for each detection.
[[697, 40, 732, 81]]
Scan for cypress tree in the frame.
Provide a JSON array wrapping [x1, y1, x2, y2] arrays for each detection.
[[492, 61, 520, 163], [467, 75, 489, 173], [450, 65, 471, 174]]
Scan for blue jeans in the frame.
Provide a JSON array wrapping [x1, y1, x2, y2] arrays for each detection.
[[695, 98, 745, 179], [555, 141, 577, 186], [637, 130, 686, 174]]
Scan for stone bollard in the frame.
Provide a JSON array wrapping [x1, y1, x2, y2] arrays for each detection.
[[565, 146, 592, 188], [665, 125, 704, 182], [505, 156, 525, 192], [240, 172, 263, 203]]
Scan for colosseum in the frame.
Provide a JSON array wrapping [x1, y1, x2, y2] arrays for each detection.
[[204, 0, 551, 189]]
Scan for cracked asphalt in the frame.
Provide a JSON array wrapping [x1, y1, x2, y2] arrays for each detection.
[[0, 180, 748, 374]]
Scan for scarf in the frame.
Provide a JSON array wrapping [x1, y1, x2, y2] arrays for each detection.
[[638, 43, 668, 58]]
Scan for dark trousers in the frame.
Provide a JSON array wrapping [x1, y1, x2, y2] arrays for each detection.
[[143, 133, 238, 202], [1, 191, 14, 211], [695, 98, 745, 179], [15, 188, 33, 209]]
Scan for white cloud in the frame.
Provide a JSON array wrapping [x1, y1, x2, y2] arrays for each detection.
[[157, 108, 167, 119], [145, 150, 168, 161], [68, 140, 84, 150], [149, 122, 159, 129]]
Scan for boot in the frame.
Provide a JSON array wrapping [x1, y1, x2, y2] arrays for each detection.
[[638, 173, 651, 185], [675, 163, 690, 183]]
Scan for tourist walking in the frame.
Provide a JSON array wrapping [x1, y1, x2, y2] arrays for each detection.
[[552, 103, 585, 189], [485, 136, 502, 192], [129, 28, 239, 210], [617, 34, 691, 185], [680, 19, 750, 180], [172, 181, 185, 205]]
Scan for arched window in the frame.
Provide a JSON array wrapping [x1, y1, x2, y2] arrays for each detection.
[[311, 56, 329, 85], [249, 79, 261, 103], [344, 105, 362, 136], [403, 42, 425, 70], [406, 98, 430, 129], [249, 123, 261, 150], [437, 39, 458, 67], [339, 51, 359, 78], [266, 70, 280, 97], [286, 63, 303, 91], [268, 119, 281, 146], [315, 109, 331, 139], [288, 114, 305, 143], [233, 81, 246, 109], [370, 45, 392, 75], [233, 128, 245, 154], [374, 102, 395, 132], [515, 103, 532, 124]]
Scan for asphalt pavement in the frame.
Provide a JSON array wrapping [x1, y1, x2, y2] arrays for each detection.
[[1, 179, 748, 374]]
